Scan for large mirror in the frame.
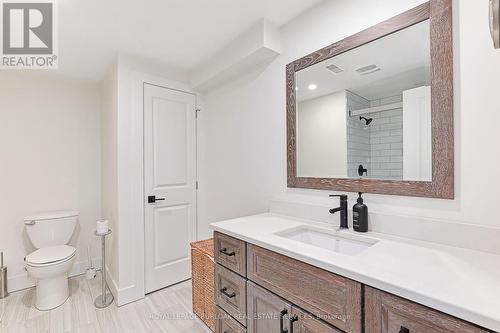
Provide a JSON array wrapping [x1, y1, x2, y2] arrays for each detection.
[[287, 1, 454, 198], [296, 20, 431, 181]]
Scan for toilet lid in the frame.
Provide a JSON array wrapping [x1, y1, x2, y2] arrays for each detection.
[[26, 245, 76, 265]]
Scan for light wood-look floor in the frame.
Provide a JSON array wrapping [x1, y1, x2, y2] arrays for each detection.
[[0, 273, 212, 333]]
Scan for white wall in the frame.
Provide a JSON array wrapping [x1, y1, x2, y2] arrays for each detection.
[[0, 71, 101, 291], [198, 0, 500, 235], [100, 63, 119, 290], [197, 67, 278, 239], [297, 91, 348, 178]]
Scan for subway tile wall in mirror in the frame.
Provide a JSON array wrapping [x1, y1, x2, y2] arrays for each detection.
[[296, 20, 431, 181]]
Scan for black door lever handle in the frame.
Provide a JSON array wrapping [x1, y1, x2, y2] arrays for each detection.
[[148, 195, 165, 203]]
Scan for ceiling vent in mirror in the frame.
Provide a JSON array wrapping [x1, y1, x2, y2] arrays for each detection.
[[325, 64, 344, 74], [356, 64, 381, 75]]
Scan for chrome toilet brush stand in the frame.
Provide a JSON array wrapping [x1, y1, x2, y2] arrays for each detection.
[[94, 229, 113, 308], [0, 252, 8, 299]]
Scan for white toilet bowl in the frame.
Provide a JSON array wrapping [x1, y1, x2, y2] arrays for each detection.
[[24, 211, 78, 311], [25, 245, 76, 310]]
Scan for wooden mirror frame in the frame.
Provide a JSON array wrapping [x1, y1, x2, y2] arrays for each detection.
[[286, 0, 454, 199]]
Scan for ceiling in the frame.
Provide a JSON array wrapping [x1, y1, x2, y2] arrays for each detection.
[[296, 20, 431, 102], [56, 0, 322, 81]]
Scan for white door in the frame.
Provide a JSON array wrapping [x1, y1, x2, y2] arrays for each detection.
[[144, 83, 197, 293]]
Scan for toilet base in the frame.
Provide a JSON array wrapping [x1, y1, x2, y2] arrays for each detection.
[[35, 273, 69, 311]]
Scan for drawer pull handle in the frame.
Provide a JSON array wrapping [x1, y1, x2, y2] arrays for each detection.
[[289, 314, 298, 333], [220, 248, 236, 256], [399, 327, 410, 333], [221, 287, 236, 299], [280, 309, 288, 333]]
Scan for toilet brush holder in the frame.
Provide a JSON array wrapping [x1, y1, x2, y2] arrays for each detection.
[[0, 252, 9, 299], [85, 246, 96, 280]]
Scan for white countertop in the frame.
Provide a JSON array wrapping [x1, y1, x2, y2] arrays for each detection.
[[211, 213, 500, 332]]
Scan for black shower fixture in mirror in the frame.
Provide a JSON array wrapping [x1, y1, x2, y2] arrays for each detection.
[[358, 165, 368, 177], [359, 116, 373, 126]]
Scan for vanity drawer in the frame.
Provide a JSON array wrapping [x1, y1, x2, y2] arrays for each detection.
[[247, 244, 362, 333], [215, 306, 247, 333], [364, 287, 491, 333], [215, 264, 247, 327], [214, 231, 247, 276]]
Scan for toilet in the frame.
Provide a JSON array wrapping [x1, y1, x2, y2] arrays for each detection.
[[24, 211, 78, 310]]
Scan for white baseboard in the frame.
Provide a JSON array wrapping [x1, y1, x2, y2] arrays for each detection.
[[103, 263, 145, 306], [7, 258, 102, 293], [114, 283, 143, 306], [105, 264, 119, 300]]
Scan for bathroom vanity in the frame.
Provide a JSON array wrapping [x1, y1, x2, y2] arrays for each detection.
[[211, 214, 500, 333], [211, 0, 500, 332]]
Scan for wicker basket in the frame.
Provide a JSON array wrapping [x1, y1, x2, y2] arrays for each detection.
[[191, 238, 215, 331]]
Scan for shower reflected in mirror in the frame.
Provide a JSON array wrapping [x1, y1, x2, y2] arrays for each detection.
[[295, 20, 433, 182]]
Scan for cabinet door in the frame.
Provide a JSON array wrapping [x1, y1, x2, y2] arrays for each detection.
[[247, 244, 362, 332], [365, 287, 491, 333], [290, 306, 343, 333], [247, 281, 292, 333]]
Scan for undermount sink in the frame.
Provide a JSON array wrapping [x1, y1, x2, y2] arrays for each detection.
[[275, 226, 378, 256]]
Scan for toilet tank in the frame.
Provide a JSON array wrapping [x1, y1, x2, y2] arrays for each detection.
[[24, 211, 78, 248]]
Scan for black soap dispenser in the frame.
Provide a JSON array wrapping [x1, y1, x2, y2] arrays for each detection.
[[353, 192, 368, 232]]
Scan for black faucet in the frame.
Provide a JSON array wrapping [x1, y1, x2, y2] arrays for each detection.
[[329, 194, 348, 229]]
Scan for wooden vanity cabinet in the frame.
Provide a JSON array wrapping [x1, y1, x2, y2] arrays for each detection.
[[214, 232, 362, 333], [214, 232, 492, 333]]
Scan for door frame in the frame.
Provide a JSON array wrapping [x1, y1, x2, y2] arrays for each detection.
[[129, 70, 199, 302], [142, 82, 198, 294]]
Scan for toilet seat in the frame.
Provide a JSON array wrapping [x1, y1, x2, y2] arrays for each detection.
[[26, 245, 76, 267]]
